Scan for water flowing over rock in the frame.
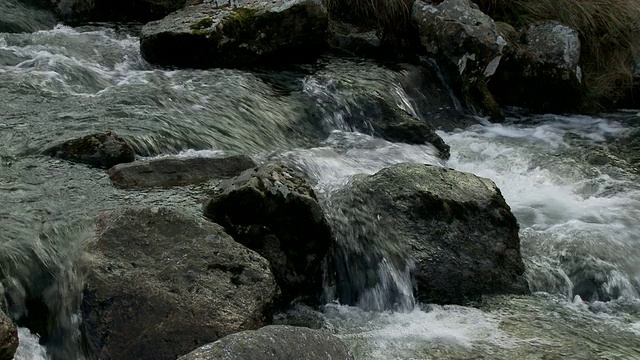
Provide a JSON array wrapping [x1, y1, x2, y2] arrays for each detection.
[[140, 0, 328, 69], [412, 0, 505, 79], [52, 0, 186, 23], [177, 325, 353, 360], [330, 163, 528, 305], [203, 162, 332, 303], [107, 154, 256, 189], [491, 21, 583, 112], [0, 0, 57, 33], [43, 132, 135, 169], [0, 310, 18, 360], [81, 207, 280, 360]]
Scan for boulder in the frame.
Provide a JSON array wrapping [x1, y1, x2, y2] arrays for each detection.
[[203, 162, 332, 302], [107, 154, 255, 189], [177, 325, 352, 360], [330, 163, 528, 305], [328, 21, 381, 57], [43, 132, 135, 169], [491, 21, 583, 112], [412, 0, 505, 79], [0, 310, 18, 360], [52, 0, 187, 23], [81, 207, 280, 360], [140, 0, 328, 69]]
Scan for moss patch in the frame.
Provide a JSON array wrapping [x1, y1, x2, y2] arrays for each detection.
[[225, 8, 259, 25]]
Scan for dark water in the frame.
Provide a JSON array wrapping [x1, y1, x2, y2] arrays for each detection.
[[1, 25, 639, 359]]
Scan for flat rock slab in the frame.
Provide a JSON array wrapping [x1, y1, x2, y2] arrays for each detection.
[[140, 0, 328, 68], [178, 325, 353, 360], [107, 155, 256, 188], [81, 207, 280, 360]]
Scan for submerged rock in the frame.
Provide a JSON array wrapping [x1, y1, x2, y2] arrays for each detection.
[[0, 310, 18, 360], [140, 0, 328, 68], [332, 163, 528, 305], [177, 325, 352, 360], [82, 207, 280, 360], [491, 21, 583, 112], [43, 131, 135, 169], [412, 0, 505, 79], [203, 162, 332, 303], [107, 154, 255, 189]]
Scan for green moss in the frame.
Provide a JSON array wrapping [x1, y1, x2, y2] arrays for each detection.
[[190, 17, 215, 35], [226, 8, 259, 25]]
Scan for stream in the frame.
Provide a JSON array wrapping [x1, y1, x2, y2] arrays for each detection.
[[1, 24, 639, 359]]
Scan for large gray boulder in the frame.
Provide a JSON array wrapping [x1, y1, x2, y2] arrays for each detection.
[[177, 325, 352, 360], [0, 0, 57, 33], [203, 163, 332, 302], [331, 163, 528, 305], [412, 0, 505, 79], [81, 207, 280, 360], [0, 310, 18, 360], [107, 154, 256, 189], [491, 20, 583, 112], [43, 131, 135, 169], [140, 0, 328, 68]]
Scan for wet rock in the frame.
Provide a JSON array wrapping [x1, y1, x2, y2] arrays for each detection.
[[333, 163, 528, 305], [375, 118, 450, 159], [328, 21, 381, 57], [203, 162, 332, 303], [107, 154, 255, 189], [43, 132, 135, 169], [0, 310, 18, 360], [52, 0, 187, 23], [491, 21, 583, 112], [82, 207, 280, 360], [412, 0, 505, 79], [177, 325, 352, 360], [140, 0, 328, 69], [272, 304, 330, 330], [0, 0, 57, 33]]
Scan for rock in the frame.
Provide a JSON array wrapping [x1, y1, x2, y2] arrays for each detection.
[[177, 325, 352, 360], [412, 0, 505, 79], [374, 118, 450, 159], [203, 162, 332, 302], [331, 163, 528, 305], [0, 0, 57, 33], [272, 304, 330, 330], [328, 21, 381, 57], [81, 207, 280, 360], [43, 132, 135, 169], [491, 21, 583, 112], [52, 0, 187, 23], [140, 0, 328, 69], [107, 154, 256, 189], [0, 310, 18, 360]]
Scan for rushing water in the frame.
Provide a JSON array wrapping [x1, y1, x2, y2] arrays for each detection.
[[1, 24, 639, 359]]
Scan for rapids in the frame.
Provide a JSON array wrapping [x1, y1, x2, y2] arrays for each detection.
[[1, 24, 639, 359]]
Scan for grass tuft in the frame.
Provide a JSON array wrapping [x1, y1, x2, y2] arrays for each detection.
[[324, 0, 414, 39]]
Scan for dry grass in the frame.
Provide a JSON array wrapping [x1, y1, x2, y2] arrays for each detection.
[[474, 0, 640, 110], [324, 0, 414, 37]]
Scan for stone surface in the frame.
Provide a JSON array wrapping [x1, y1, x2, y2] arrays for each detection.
[[43, 131, 135, 169], [203, 162, 332, 302], [81, 207, 280, 360], [52, 0, 187, 23], [491, 21, 583, 112], [107, 154, 256, 189], [0, 310, 18, 360], [332, 163, 528, 305], [177, 325, 352, 360], [328, 21, 381, 57], [412, 0, 505, 79], [140, 0, 328, 68]]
